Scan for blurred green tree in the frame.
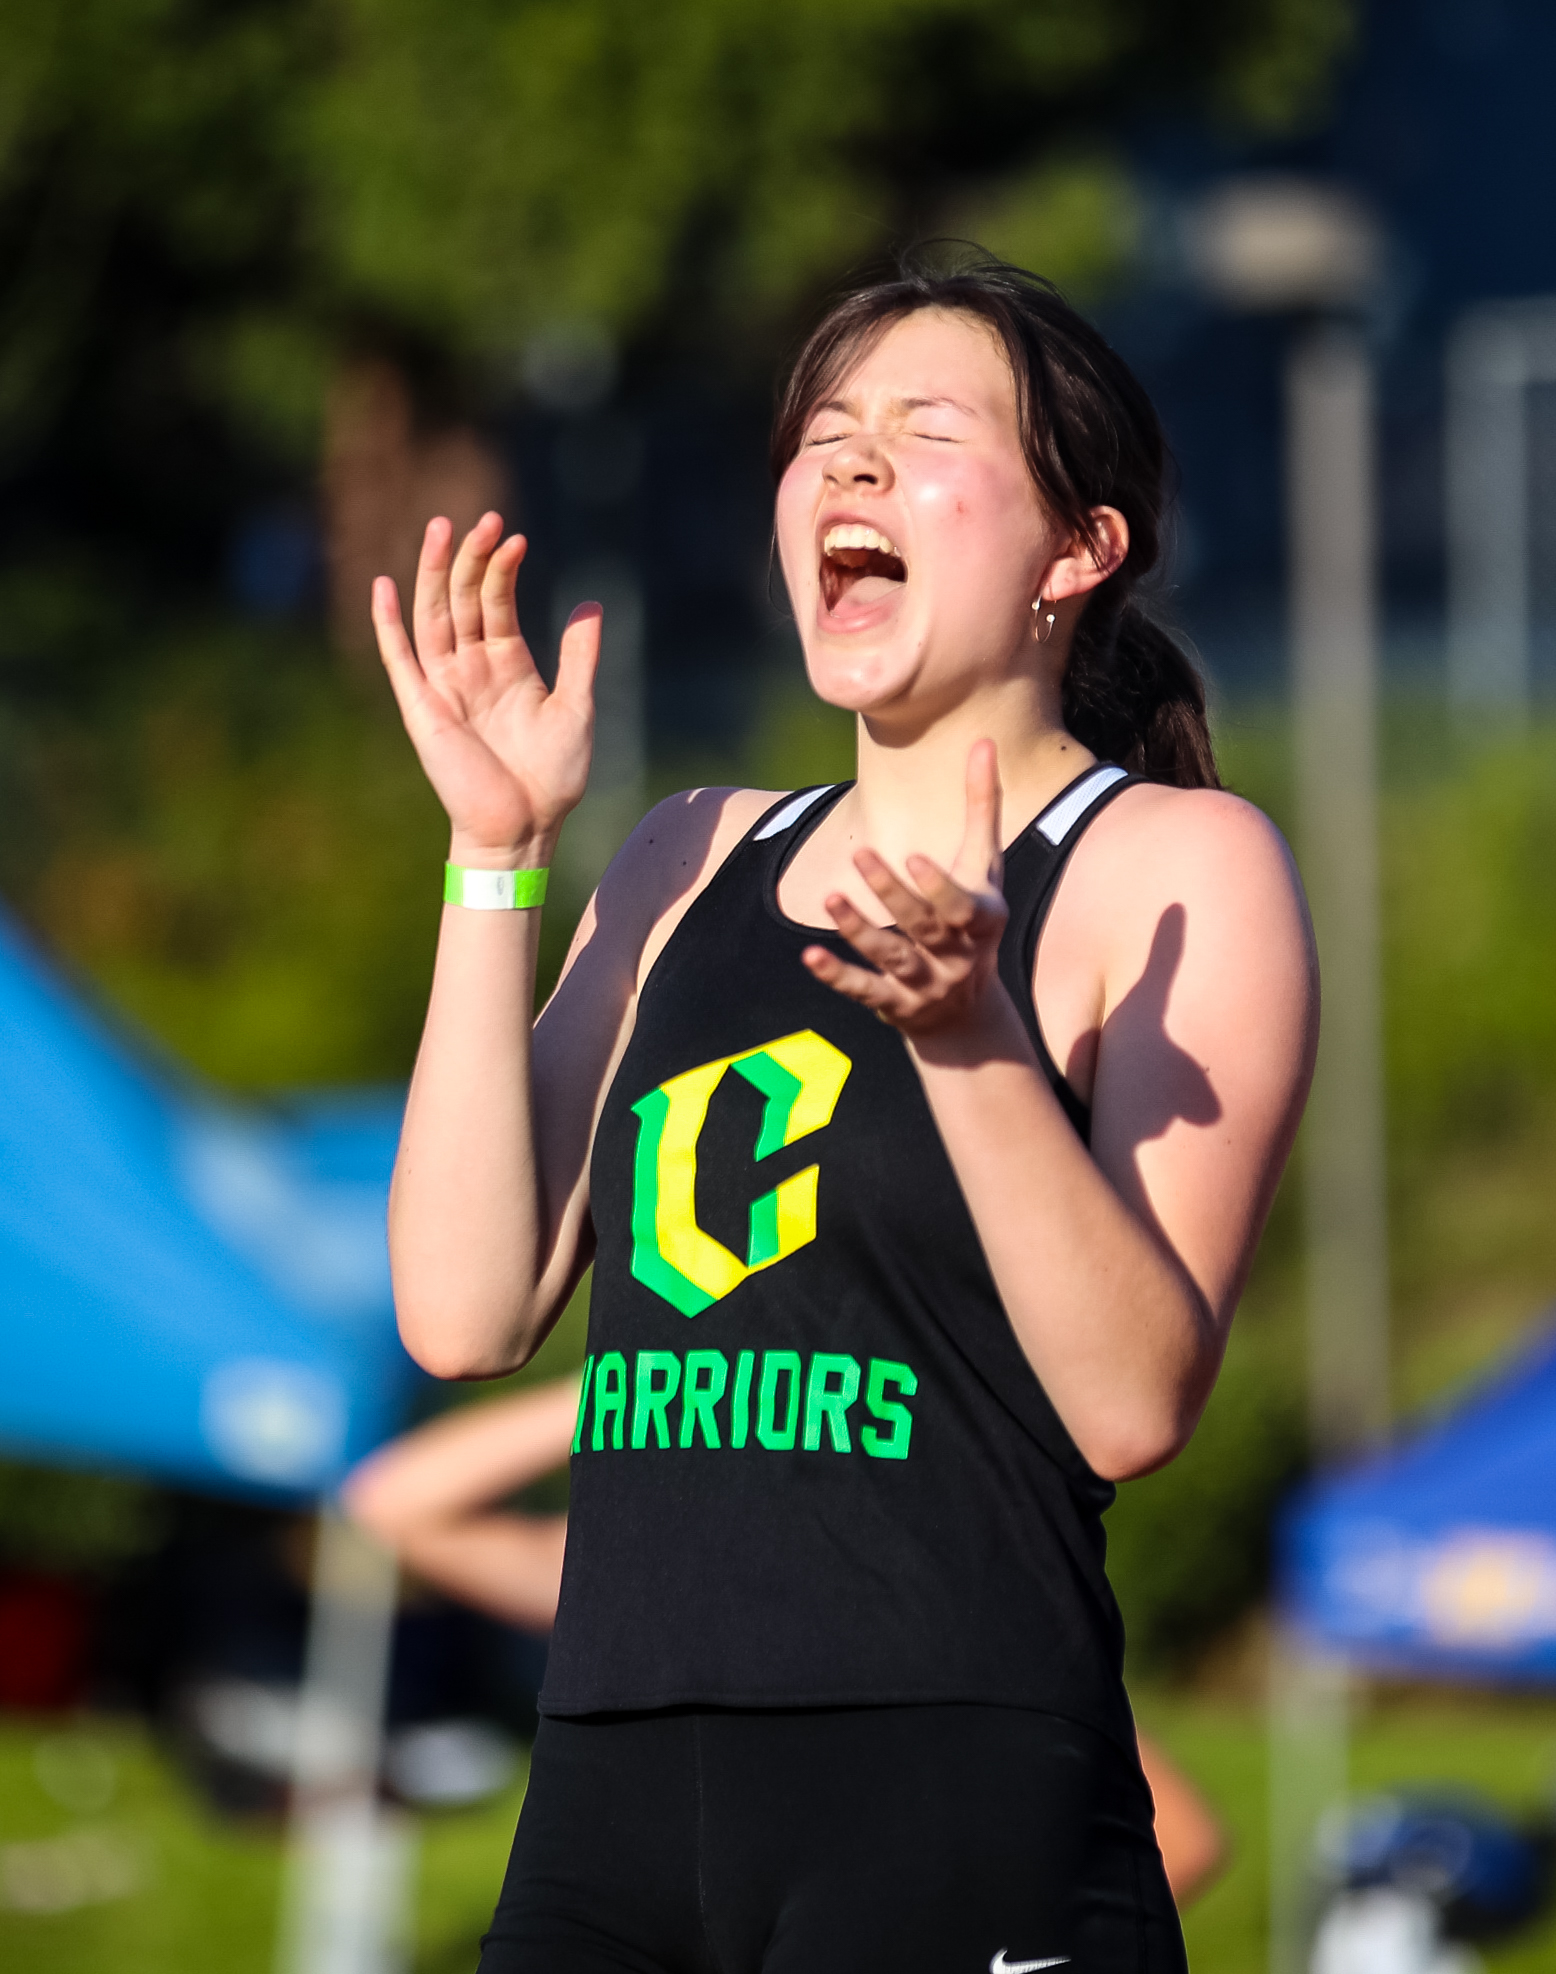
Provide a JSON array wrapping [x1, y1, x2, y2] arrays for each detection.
[[304, 0, 1352, 355], [1, 0, 1352, 381], [0, 0, 1357, 1091], [0, 0, 1354, 625]]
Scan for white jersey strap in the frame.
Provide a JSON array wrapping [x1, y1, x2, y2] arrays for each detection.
[[1032, 764, 1128, 846], [753, 785, 837, 841]]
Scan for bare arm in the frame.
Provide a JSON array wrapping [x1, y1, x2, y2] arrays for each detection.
[[1137, 1731, 1227, 1907], [342, 1378, 581, 1633], [375, 514, 602, 1376], [803, 743, 1317, 1480], [376, 511, 773, 1378]]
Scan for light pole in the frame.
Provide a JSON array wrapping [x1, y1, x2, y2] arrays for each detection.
[[522, 320, 650, 905], [276, 1512, 410, 1974], [1445, 296, 1556, 718], [1190, 174, 1388, 1974], [1287, 322, 1390, 1465]]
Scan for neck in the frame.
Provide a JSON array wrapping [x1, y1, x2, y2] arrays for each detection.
[[846, 663, 1091, 861]]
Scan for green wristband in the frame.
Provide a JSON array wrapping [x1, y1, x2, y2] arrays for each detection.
[[444, 864, 549, 910]]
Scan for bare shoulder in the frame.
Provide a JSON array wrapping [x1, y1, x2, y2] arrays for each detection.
[[1040, 780, 1315, 1059], [1076, 782, 1309, 930], [553, 787, 788, 1001], [610, 785, 785, 892]]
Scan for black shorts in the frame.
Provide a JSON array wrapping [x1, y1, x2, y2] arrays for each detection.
[[479, 1704, 1187, 1974]]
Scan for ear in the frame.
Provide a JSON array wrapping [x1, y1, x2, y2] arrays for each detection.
[[1039, 506, 1130, 603]]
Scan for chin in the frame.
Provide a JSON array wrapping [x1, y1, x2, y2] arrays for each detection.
[[800, 633, 923, 715]]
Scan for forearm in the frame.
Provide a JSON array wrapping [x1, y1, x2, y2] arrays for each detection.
[[393, 1516, 568, 1633], [343, 1379, 581, 1532], [390, 862, 560, 1377], [909, 990, 1218, 1479], [342, 1382, 579, 1631]]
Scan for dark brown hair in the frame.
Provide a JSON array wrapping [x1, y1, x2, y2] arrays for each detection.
[[771, 249, 1219, 790]]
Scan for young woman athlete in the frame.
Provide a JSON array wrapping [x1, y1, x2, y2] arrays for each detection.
[[374, 255, 1316, 1974]]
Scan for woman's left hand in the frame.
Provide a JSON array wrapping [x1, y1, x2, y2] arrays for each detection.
[[801, 740, 1011, 1039]]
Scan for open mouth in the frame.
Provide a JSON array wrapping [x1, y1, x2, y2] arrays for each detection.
[[819, 523, 907, 615]]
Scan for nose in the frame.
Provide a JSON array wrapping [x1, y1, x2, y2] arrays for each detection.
[[824, 429, 895, 492]]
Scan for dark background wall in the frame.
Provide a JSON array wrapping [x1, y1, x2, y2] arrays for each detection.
[[1112, 0, 1556, 694]]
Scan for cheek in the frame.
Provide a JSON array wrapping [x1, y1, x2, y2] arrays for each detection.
[[910, 461, 1042, 587], [774, 466, 816, 585]]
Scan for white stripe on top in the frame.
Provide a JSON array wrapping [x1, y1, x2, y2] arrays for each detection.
[[752, 769, 1123, 851], [1033, 764, 1128, 846], [753, 785, 837, 841]]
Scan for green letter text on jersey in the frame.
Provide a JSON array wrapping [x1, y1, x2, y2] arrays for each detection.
[[629, 1029, 852, 1316]]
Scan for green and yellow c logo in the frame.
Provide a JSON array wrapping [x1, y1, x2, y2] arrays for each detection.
[[629, 1029, 852, 1316]]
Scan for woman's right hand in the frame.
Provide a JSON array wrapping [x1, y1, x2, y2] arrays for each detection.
[[372, 512, 601, 864]]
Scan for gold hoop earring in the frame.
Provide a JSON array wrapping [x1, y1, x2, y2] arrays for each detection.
[[1031, 598, 1057, 644]]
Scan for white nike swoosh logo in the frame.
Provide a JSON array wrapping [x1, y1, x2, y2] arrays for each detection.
[[990, 1954, 1070, 1973]]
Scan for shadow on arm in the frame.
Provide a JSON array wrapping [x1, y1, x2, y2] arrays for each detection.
[[1070, 903, 1221, 1242]]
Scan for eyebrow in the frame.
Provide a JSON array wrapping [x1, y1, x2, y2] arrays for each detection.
[[811, 392, 979, 419]]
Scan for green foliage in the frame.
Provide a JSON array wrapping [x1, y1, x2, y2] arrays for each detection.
[[0, 0, 319, 457], [308, 0, 1134, 350], [0, 0, 1358, 460], [0, 1460, 168, 1571], [4, 621, 448, 1088], [300, 0, 1362, 354], [741, 664, 858, 792], [1213, 0, 1356, 131], [952, 153, 1143, 304], [1219, 705, 1556, 1166], [186, 312, 335, 467], [1383, 726, 1556, 1156], [1106, 1325, 1306, 1676]]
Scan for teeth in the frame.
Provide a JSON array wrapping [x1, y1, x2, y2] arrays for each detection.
[[823, 523, 900, 559]]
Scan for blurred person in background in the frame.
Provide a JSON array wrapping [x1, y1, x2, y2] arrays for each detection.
[[344, 1376, 1227, 1907], [373, 251, 1311, 1974]]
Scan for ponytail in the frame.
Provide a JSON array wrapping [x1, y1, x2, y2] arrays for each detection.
[[772, 248, 1220, 791], [1064, 597, 1220, 790]]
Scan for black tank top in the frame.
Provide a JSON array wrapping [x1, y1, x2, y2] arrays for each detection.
[[541, 763, 1139, 1747]]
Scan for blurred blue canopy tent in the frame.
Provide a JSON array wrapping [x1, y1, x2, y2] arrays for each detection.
[[1282, 1319, 1556, 1681], [0, 908, 418, 1500]]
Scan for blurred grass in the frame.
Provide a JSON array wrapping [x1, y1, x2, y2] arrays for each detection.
[[0, 1711, 527, 1974], [0, 1713, 283, 1973], [9, 1691, 1556, 1974], [1138, 1683, 1556, 1974]]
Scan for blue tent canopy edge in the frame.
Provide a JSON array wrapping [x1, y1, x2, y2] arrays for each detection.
[[1280, 1313, 1556, 1680], [0, 908, 424, 1502]]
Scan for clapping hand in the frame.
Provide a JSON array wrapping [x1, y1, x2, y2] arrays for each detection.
[[802, 740, 1011, 1039], [373, 512, 600, 864]]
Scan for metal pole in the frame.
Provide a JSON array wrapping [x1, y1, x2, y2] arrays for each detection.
[[1270, 319, 1387, 1974], [275, 1509, 412, 1974], [553, 555, 647, 898], [1268, 1626, 1349, 1974], [1445, 311, 1529, 717], [1288, 322, 1390, 1461]]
